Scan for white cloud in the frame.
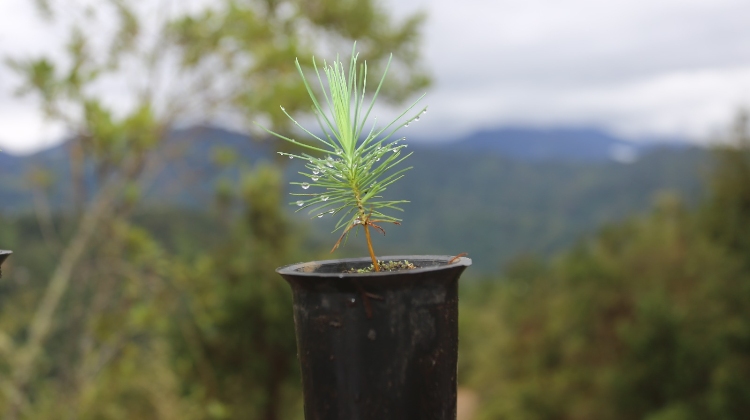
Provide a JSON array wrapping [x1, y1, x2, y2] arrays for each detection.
[[0, 0, 220, 154], [0, 103, 66, 154], [393, 0, 750, 142], [3, 0, 750, 153], [412, 65, 750, 142]]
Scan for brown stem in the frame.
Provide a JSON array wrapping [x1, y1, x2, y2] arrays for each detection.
[[447, 253, 468, 264], [363, 223, 380, 272]]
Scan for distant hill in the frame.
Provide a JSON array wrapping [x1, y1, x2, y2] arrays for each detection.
[[0, 125, 709, 272], [0, 126, 273, 211], [300, 146, 708, 272], [424, 127, 686, 163]]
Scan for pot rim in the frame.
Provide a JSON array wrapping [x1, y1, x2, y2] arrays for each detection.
[[0, 250, 11, 269], [276, 254, 471, 278]]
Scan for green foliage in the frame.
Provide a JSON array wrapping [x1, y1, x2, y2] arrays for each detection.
[[11, 1, 750, 419], [328, 146, 707, 272], [260, 46, 425, 249], [460, 113, 750, 420], [0, 166, 307, 419], [1, 0, 429, 418], [168, 0, 430, 133], [700, 111, 750, 262], [463, 198, 750, 419], [170, 164, 306, 420], [0, 215, 197, 419]]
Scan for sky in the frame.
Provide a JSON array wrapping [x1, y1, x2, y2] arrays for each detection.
[[2, 0, 750, 154]]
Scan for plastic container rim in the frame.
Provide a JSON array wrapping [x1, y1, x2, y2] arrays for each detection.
[[276, 255, 472, 278]]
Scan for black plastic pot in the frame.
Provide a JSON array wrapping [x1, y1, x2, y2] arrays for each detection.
[[0, 250, 11, 278], [277, 255, 471, 420]]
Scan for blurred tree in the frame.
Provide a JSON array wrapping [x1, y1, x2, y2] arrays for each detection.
[[460, 112, 750, 419], [464, 196, 750, 420], [701, 110, 750, 264], [2, 0, 428, 418], [172, 164, 307, 420], [169, 0, 430, 134]]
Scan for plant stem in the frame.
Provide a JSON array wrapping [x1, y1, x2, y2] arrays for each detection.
[[363, 223, 381, 272], [353, 183, 380, 271]]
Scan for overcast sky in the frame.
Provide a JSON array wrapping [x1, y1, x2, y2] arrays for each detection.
[[2, 0, 750, 154]]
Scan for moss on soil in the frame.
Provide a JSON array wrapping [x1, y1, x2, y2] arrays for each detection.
[[346, 260, 417, 273]]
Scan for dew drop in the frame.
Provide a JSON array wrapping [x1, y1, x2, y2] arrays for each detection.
[[376, 158, 380, 161], [317, 214, 324, 218], [404, 122, 410, 127], [321, 196, 329, 201], [301, 183, 310, 189], [280, 106, 286, 111], [297, 201, 304, 206], [312, 169, 320, 175], [311, 176, 319, 181], [326, 162, 334, 168], [289, 155, 294, 159], [328, 210, 334, 214]]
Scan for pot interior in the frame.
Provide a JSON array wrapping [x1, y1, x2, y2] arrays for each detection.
[[282, 255, 469, 276]]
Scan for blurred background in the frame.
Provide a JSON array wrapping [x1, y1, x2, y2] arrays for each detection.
[[1, 0, 749, 419]]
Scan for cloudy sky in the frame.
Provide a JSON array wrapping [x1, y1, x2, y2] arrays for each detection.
[[2, 0, 750, 154]]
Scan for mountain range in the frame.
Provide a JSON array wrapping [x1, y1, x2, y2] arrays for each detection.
[[426, 127, 687, 163], [0, 125, 709, 272]]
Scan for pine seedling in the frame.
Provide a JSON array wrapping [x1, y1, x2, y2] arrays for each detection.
[[257, 45, 426, 272]]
